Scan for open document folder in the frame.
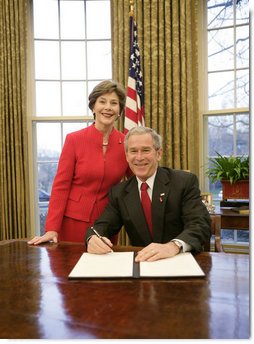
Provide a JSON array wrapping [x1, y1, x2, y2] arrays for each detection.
[[68, 252, 205, 279]]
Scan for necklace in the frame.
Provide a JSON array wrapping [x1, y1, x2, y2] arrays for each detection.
[[102, 142, 108, 146]]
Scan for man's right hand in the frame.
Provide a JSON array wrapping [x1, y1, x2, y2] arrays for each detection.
[[27, 231, 58, 245], [87, 235, 113, 254]]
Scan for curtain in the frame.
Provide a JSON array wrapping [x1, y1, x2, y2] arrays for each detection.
[[111, 0, 200, 245], [0, 0, 29, 240], [111, 0, 199, 172]]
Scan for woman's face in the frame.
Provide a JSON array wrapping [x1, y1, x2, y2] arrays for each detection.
[[93, 92, 120, 128]]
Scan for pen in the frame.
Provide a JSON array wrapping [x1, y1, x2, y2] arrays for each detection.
[[91, 227, 113, 252]]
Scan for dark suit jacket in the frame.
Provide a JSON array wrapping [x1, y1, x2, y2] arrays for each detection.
[[86, 167, 211, 252]]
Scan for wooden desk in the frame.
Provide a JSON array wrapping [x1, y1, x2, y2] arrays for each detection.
[[0, 240, 249, 339], [210, 207, 249, 252]]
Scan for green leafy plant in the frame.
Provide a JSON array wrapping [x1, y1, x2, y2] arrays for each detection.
[[206, 153, 249, 184]]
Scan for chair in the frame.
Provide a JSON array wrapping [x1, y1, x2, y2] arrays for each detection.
[[211, 207, 249, 253], [204, 215, 223, 252]]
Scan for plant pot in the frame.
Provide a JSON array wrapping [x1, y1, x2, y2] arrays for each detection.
[[221, 180, 249, 200]]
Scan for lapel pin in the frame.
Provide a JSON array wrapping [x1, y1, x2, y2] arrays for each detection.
[[159, 193, 165, 203]]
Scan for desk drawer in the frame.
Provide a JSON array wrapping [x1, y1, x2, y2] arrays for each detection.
[[221, 216, 249, 230]]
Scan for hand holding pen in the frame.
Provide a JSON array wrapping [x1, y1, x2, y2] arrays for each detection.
[[87, 227, 113, 254]]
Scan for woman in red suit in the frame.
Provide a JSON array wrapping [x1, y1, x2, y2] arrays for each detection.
[[28, 80, 130, 244]]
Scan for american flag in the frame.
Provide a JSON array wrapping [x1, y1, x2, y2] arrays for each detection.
[[124, 15, 144, 134]]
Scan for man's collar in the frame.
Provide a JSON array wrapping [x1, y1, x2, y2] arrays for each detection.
[[136, 170, 158, 190]]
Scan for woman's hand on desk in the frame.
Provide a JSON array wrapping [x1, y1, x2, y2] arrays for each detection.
[[27, 231, 58, 245]]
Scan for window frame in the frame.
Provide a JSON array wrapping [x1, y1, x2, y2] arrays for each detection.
[[199, 0, 249, 191], [199, 0, 249, 250], [27, 0, 112, 236]]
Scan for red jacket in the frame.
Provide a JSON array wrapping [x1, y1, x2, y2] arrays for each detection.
[[45, 124, 130, 231]]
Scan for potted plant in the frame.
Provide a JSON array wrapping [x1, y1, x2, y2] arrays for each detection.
[[206, 153, 249, 200]]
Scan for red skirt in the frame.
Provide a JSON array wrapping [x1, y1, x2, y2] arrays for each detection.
[[57, 206, 118, 244]]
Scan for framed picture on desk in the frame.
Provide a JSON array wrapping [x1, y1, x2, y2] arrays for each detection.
[[201, 193, 215, 214], [201, 192, 213, 206]]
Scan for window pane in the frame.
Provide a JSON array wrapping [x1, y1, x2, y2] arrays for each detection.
[[37, 123, 61, 160], [236, 114, 249, 155], [36, 81, 61, 116], [236, 70, 249, 108], [236, 0, 249, 25], [63, 122, 92, 142], [86, 1, 111, 39], [62, 82, 87, 116], [221, 229, 234, 243], [207, 0, 233, 29], [38, 161, 58, 235], [236, 25, 249, 69], [34, 41, 60, 79], [61, 42, 86, 80], [38, 163, 57, 194], [87, 41, 112, 79], [208, 115, 234, 156], [209, 179, 222, 205], [208, 28, 234, 71], [33, 0, 59, 39], [60, 0, 85, 39], [205, 112, 249, 205], [236, 230, 249, 243], [208, 71, 234, 109], [88, 80, 103, 96], [207, 113, 250, 156]]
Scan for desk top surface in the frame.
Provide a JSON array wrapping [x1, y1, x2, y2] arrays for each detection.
[[0, 240, 249, 339], [213, 206, 249, 217]]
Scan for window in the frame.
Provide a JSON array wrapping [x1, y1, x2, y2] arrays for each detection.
[[29, 0, 111, 235], [202, 0, 249, 249]]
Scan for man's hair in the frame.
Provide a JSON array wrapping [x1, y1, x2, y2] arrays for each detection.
[[88, 80, 126, 116], [124, 126, 162, 151]]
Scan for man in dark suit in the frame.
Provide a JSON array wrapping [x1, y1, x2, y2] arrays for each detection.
[[86, 126, 211, 262]]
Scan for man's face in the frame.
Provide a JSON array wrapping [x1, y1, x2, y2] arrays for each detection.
[[126, 133, 162, 181]]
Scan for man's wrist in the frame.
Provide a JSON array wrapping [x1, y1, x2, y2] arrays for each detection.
[[86, 235, 93, 245], [171, 240, 183, 253]]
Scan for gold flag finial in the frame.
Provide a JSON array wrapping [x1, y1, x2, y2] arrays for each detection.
[[129, 0, 134, 16]]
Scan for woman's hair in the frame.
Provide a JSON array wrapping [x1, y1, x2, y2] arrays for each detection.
[[124, 126, 162, 151], [88, 80, 126, 116]]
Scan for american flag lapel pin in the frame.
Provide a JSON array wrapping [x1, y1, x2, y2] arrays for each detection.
[[160, 193, 165, 203]]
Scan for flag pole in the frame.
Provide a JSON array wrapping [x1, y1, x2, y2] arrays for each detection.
[[129, 0, 134, 46], [129, 0, 134, 17], [125, 0, 144, 133]]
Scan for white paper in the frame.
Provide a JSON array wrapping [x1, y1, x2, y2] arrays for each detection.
[[140, 252, 205, 277], [68, 252, 134, 278]]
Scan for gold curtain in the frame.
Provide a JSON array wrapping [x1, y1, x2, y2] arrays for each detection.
[[0, 0, 29, 240], [111, 0, 200, 245], [111, 0, 199, 173]]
